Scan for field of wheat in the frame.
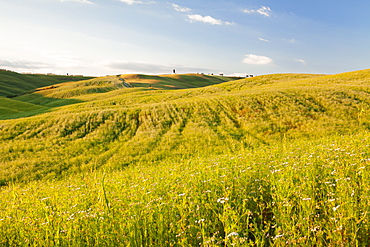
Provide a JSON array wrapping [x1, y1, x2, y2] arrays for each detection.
[[0, 69, 369, 246]]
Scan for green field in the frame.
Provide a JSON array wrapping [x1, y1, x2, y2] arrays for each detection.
[[0, 69, 369, 246], [0, 70, 94, 97]]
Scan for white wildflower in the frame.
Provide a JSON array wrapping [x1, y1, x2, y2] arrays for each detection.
[[333, 205, 340, 212], [227, 232, 239, 238], [195, 219, 205, 224], [217, 197, 229, 203], [271, 169, 282, 173], [273, 234, 284, 239]]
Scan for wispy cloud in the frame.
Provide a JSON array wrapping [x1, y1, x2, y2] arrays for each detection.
[[41, 51, 82, 68], [244, 6, 272, 17], [0, 59, 52, 70], [296, 59, 306, 66], [242, 54, 273, 65], [120, 0, 155, 5], [286, 38, 298, 44], [171, 3, 191, 13], [60, 0, 93, 4], [169, 2, 233, 26], [187, 14, 234, 26], [259, 38, 270, 42]]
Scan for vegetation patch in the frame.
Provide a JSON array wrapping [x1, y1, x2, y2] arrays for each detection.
[[0, 69, 369, 245]]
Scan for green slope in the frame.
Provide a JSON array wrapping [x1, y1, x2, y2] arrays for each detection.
[[0, 69, 369, 184], [14, 73, 237, 103], [0, 96, 46, 118], [0, 70, 94, 97], [1, 69, 370, 246], [0, 73, 237, 117], [120, 73, 238, 89]]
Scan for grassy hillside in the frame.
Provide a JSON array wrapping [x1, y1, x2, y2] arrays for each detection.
[[16, 74, 235, 101], [0, 96, 46, 116], [0, 73, 237, 119], [1, 131, 369, 246], [0, 70, 94, 97], [0, 69, 370, 183], [0, 69, 370, 245], [122, 73, 238, 90]]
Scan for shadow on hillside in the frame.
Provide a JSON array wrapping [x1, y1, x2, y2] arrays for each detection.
[[0, 96, 84, 120]]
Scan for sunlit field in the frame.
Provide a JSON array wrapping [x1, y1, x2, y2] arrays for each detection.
[[1, 133, 369, 246], [0, 69, 370, 246]]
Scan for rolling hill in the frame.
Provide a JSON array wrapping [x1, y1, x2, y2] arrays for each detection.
[[0, 73, 237, 118], [0, 69, 370, 246], [0, 69, 369, 183], [0, 70, 94, 97], [0, 70, 95, 118]]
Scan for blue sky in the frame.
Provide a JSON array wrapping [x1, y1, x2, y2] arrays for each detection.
[[0, 0, 369, 76]]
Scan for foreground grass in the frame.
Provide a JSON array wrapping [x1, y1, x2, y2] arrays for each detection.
[[1, 132, 369, 246]]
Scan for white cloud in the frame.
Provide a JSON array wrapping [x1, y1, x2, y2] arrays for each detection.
[[60, 0, 93, 4], [256, 6, 272, 17], [0, 59, 51, 70], [244, 6, 272, 17], [187, 14, 234, 26], [296, 59, 306, 66], [188, 14, 221, 25], [259, 38, 270, 42], [120, 0, 143, 4], [120, 0, 155, 5], [170, 2, 234, 26], [41, 51, 82, 68], [171, 3, 191, 13], [242, 54, 273, 65]]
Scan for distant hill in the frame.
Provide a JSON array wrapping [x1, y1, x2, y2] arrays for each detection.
[[0, 73, 238, 117], [0, 70, 94, 97]]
